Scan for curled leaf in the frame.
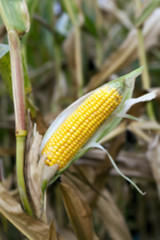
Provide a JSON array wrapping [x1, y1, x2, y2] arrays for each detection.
[[60, 176, 98, 240]]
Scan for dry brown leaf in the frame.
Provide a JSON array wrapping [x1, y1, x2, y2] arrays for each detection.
[[0, 184, 54, 240], [97, 189, 132, 240], [146, 136, 160, 197], [60, 176, 99, 240], [58, 228, 77, 240], [57, 234, 67, 240], [63, 30, 80, 99], [100, 122, 127, 144], [128, 124, 151, 143], [0, 147, 15, 156], [25, 119, 44, 219], [86, 8, 160, 91], [25, 115, 58, 220], [112, 150, 152, 179], [98, 0, 133, 29], [48, 221, 59, 240], [128, 120, 160, 131]]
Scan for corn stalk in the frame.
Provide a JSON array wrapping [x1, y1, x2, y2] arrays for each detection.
[[0, 0, 33, 215]]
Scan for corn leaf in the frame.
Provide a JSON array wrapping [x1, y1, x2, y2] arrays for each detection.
[[0, 43, 32, 99], [60, 176, 98, 240], [97, 189, 132, 240]]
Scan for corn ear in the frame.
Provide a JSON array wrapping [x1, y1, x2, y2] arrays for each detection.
[[42, 86, 122, 169], [40, 67, 156, 186]]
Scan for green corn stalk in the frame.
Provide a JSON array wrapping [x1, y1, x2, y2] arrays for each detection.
[[0, 0, 33, 215]]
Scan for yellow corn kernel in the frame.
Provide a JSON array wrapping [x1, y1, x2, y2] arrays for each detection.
[[42, 86, 122, 170]]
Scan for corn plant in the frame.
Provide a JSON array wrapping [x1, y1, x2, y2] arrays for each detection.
[[0, 0, 160, 240]]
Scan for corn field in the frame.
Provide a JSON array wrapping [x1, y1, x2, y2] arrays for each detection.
[[0, 0, 160, 240]]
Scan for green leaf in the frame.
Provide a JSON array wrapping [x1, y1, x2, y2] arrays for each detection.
[[23, 56, 32, 95], [83, 14, 98, 38], [0, 51, 12, 98], [135, 0, 160, 27], [0, 44, 32, 99], [0, 0, 30, 34]]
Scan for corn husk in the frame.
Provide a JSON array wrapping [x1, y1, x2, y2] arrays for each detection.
[[40, 68, 156, 190]]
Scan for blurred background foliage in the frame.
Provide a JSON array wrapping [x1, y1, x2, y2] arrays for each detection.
[[0, 0, 160, 239]]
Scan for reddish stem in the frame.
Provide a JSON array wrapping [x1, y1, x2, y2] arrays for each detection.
[[8, 30, 26, 134]]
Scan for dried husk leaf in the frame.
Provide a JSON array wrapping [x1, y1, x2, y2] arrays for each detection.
[[48, 222, 57, 240], [97, 189, 132, 240], [25, 117, 44, 218], [25, 115, 58, 219], [60, 176, 98, 240]]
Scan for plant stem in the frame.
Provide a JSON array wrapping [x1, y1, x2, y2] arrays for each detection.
[[8, 30, 26, 132], [135, 0, 156, 120], [51, 41, 62, 111], [8, 30, 33, 215], [16, 135, 33, 215], [63, 0, 83, 97], [137, 29, 150, 89], [94, 0, 103, 68], [75, 26, 83, 97]]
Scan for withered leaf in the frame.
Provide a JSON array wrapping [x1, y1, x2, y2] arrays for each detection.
[[0, 184, 56, 240], [60, 176, 98, 240], [97, 189, 132, 240]]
